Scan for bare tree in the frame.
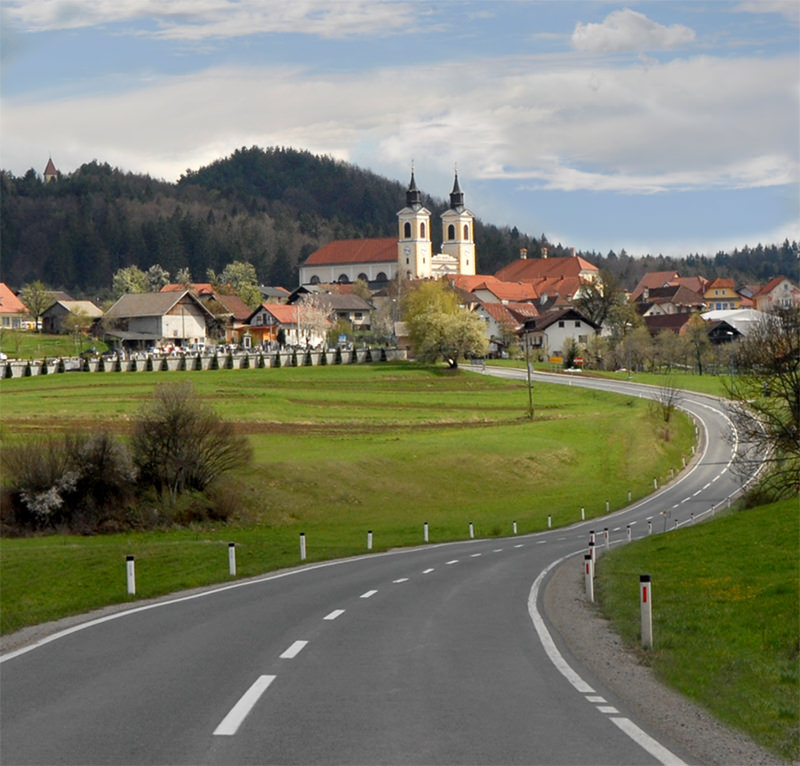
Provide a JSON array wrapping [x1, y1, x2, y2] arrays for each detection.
[[131, 381, 252, 504], [726, 306, 800, 498], [652, 377, 682, 424]]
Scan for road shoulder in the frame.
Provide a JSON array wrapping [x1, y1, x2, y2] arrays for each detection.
[[542, 552, 784, 766]]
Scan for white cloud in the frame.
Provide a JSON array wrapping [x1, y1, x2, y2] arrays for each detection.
[[2, 0, 420, 39], [572, 8, 695, 54], [2, 49, 796, 205], [734, 1, 800, 24]]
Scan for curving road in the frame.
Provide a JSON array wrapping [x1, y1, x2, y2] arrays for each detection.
[[0, 372, 756, 765]]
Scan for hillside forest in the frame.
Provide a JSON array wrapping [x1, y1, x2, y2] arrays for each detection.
[[2, 146, 797, 301]]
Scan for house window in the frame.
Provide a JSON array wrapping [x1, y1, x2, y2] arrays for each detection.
[[310, 275, 320, 284], [448, 224, 455, 240], [578, 335, 587, 344], [404, 222, 411, 238], [574, 321, 581, 327], [558, 320, 565, 328], [355, 312, 363, 320]]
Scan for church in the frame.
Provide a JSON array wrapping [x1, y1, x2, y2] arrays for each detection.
[[299, 172, 476, 286]]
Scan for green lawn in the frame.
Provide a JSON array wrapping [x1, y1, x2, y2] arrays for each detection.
[[596, 498, 800, 762], [0, 364, 694, 632], [0, 330, 108, 360]]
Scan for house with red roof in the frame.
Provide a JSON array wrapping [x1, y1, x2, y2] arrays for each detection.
[[494, 248, 599, 285], [752, 276, 800, 311], [246, 302, 332, 348], [704, 278, 741, 310], [0, 283, 30, 330], [299, 238, 398, 286]]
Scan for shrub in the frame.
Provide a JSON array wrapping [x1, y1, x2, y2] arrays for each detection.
[[131, 381, 252, 505], [1, 432, 137, 532]]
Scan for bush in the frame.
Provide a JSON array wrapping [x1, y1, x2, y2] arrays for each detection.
[[131, 381, 252, 504], [1, 432, 137, 532]]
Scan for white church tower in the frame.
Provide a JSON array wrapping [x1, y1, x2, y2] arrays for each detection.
[[397, 170, 432, 279], [440, 172, 475, 276]]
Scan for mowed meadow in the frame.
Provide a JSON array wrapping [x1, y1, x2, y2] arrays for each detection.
[[0, 363, 694, 632]]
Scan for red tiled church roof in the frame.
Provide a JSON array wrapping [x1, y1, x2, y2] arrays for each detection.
[[304, 238, 397, 266]]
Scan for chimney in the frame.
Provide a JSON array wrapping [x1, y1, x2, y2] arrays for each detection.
[[570, 247, 576, 257], [542, 246, 548, 259], [520, 248, 527, 260]]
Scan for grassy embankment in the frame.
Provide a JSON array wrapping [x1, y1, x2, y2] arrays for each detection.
[[597, 498, 799, 762], [0, 329, 108, 359], [0, 364, 693, 633]]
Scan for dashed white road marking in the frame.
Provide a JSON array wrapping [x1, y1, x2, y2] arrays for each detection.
[[393, 578, 409, 584], [598, 705, 619, 714], [586, 695, 606, 703], [422, 568, 435, 574], [280, 640, 308, 659], [324, 609, 345, 621], [513, 544, 524, 548], [492, 548, 503, 553], [360, 590, 377, 599], [213, 675, 275, 736], [446, 559, 459, 565], [537, 540, 548, 544], [470, 553, 482, 558]]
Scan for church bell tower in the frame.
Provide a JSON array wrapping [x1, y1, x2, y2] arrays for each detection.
[[440, 172, 475, 276], [397, 170, 432, 279]]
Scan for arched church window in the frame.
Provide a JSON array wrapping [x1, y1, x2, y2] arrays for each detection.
[[338, 274, 350, 284], [357, 273, 368, 282], [376, 272, 387, 282], [404, 222, 411, 238], [310, 275, 320, 285], [420, 222, 426, 238], [448, 224, 455, 240], [464, 224, 470, 239]]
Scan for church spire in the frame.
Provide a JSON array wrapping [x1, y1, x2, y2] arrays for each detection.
[[449, 171, 464, 210], [406, 167, 422, 207]]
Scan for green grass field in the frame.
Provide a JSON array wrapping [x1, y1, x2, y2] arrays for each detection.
[[596, 498, 799, 761], [0, 364, 693, 633], [0, 329, 108, 359]]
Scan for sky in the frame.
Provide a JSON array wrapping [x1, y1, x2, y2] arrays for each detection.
[[1, 0, 798, 259]]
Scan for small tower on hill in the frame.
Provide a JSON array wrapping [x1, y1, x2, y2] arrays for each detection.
[[43, 157, 58, 183]]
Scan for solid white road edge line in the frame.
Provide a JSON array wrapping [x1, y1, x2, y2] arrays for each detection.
[[527, 552, 687, 766], [213, 674, 275, 736]]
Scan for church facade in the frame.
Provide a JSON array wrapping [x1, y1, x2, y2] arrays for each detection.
[[299, 172, 476, 286]]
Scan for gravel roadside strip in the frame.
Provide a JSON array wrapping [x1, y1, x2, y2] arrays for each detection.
[[542, 552, 786, 766]]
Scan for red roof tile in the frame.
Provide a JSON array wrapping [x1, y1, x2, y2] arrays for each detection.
[[304, 238, 397, 266]]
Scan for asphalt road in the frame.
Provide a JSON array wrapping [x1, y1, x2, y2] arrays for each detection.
[[0, 371, 755, 765]]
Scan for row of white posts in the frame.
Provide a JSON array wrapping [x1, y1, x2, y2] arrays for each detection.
[[583, 527, 653, 649]]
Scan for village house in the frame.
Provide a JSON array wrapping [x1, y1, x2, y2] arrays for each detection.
[[0, 283, 30, 330], [518, 307, 599, 360], [246, 303, 331, 348], [41, 300, 103, 334], [752, 276, 800, 311], [103, 291, 214, 351]]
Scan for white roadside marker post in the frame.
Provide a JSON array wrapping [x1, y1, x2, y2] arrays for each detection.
[[547, 514, 552, 528], [584, 554, 594, 603], [424, 521, 429, 542], [588, 540, 596, 564], [626, 524, 632, 542], [647, 518, 653, 535], [367, 530, 373, 550], [605, 500, 610, 513], [604, 527, 609, 549], [589, 530, 595, 545], [299, 532, 306, 561], [580, 507, 585, 521], [228, 542, 236, 576], [469, 521, 474, 539], [640, 574, 653, 648], [126, 555, 136, 596], [513, 520, 518, 535]]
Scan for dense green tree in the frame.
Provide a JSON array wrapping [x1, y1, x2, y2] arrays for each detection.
[[403, 280, 488, 368]]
